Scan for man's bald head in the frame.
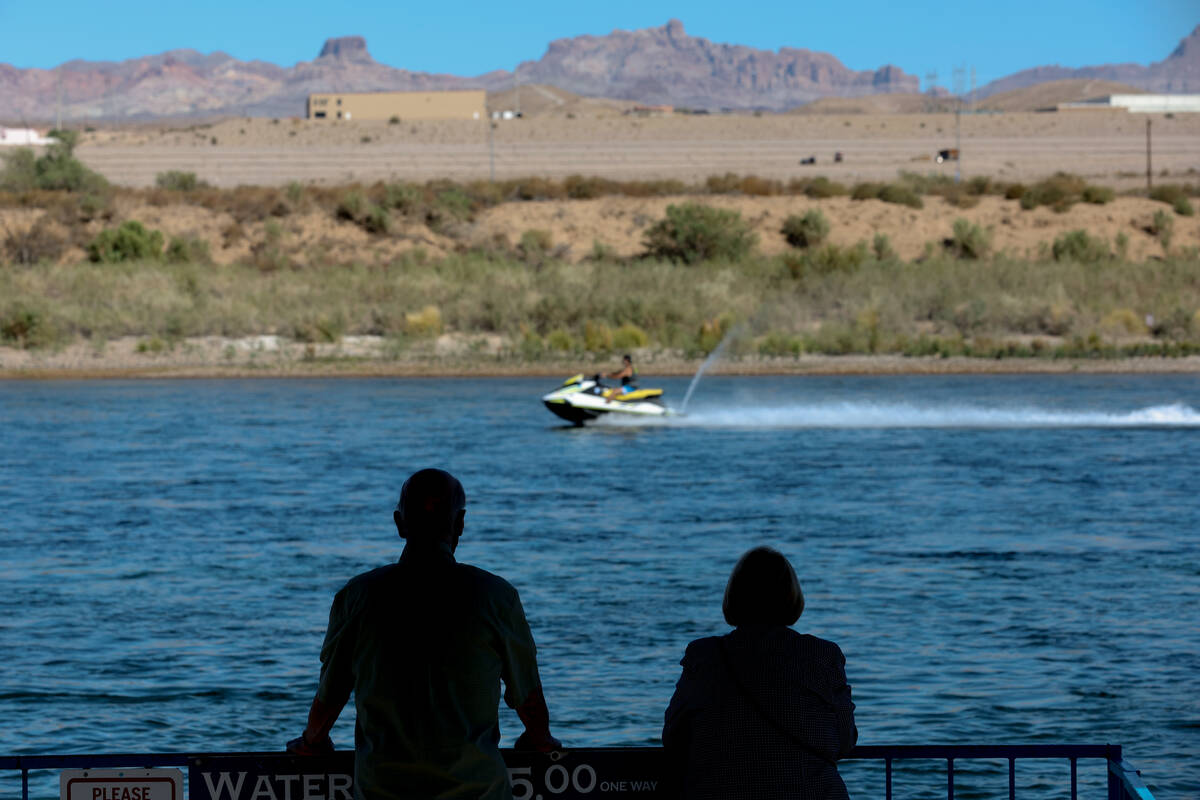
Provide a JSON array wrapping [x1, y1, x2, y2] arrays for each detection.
[[394, 468, 466, 546]]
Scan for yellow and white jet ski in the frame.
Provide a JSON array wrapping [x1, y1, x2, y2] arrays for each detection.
[[542, 374, 673, 425]]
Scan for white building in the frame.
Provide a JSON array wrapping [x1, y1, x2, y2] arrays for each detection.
[[0, 128, 54, 146], [1059, 94, 1200, 113]]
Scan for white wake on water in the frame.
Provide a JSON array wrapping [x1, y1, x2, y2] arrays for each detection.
[[599, 401, 1200, 429]]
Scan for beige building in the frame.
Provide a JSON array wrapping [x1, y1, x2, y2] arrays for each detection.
[[307, 90, 486, 121]]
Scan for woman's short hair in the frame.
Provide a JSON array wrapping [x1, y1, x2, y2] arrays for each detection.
[[722, 546, 805, 626]]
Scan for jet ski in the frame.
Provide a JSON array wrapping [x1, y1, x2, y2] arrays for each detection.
[[542, 374, 673, 425]]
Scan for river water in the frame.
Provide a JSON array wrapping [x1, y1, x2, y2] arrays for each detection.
[[2, 375, 1198, 797]]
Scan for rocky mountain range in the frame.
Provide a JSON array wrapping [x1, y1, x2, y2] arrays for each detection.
[[0, 20, 1196, 122], [975, 24, 1200, 98]]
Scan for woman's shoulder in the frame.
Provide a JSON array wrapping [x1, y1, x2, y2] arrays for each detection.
[[790, 631, 848, 665], [680, 635, 725, 667]]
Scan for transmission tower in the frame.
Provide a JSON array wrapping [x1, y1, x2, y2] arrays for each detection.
[[924, 70, 938, 113]]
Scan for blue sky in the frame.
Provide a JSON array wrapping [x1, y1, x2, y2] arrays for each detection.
[[0, 0, 1195, 88]]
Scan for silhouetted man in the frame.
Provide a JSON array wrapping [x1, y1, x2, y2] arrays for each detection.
[[288, 468, 560, 800]]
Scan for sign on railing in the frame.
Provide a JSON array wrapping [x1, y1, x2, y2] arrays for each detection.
[[187, 750, 664, 800], [60, 769, 183, 800]]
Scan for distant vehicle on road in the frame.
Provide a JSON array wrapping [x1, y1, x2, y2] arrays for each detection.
[[936, 148, 960, 164]]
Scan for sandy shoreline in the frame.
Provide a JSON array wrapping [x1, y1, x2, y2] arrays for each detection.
[[4, 336, 1200, 380]]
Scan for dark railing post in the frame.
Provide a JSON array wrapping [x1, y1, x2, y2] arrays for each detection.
[[885, 757, 892, 800], [21, 765, 29, 800], [1008, 757, 1015, 800], [947, 757, 955, 800], [1107, 745, 1122, 800], [1070, 757, 1078, 800]]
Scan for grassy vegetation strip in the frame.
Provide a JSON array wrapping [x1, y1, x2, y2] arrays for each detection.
[[4, 252, 1199, 360]]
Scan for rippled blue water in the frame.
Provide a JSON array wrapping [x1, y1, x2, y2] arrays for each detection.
[[2, 375, 1198, 797]]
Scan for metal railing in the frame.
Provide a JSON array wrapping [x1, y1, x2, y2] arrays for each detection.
[[1, 744, 1157, 800]]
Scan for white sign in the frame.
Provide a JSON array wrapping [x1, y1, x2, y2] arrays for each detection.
[[61, 769, 183, 800]]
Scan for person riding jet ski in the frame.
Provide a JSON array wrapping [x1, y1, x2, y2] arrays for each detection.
[[602, 354, 638, 398]]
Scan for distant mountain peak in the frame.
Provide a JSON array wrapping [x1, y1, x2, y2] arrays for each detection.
[[1167, 24, 1200, 59], [663, 19, 686, 38], [317, 36, 372, 62]]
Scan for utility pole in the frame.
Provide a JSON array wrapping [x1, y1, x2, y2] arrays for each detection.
[[953, 65, 966, 183], [514, 66, 521, 117], [56, 70, 63, 131], [488, 121, 496, 182], [1146, 118, 1153, 192]]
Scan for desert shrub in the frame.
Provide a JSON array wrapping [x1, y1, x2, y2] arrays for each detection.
[[517, 229, 553, 265], [788, 176, 847, 198], [362, 204, 390, 234], [739, 175, 780, 196], [1004, 183, 1027, 201], [757, 331, 804, 357], [941, 184, 980, 209], [564, 174, 612, 199], [878, 183, 923, 209], [851, 182, 883, 201], [76, 192, 113, 222], [87, 220, 164, 263], [781, 210, 830, 248], [1149, 307, 1194, 340], [696, 312, 736, 352], [1115, 231, 1129, 260], [336, 190, 389, 234], [642, 203, 758, 264], [612, 323, 649, 349], [621, 178, 687, 197], [404, 305, 443, 338], [0, 148, 38, 192], [31, 131, 108, 192], [705, 173, 741, 194], [3, 219, 65, 265], [0, 305, 39, 343], [382, 182, 422, 214], [896, 171, 955, 196], [805, 241, 869, 275], [546, 329, 576, 352], [589, 240, 618, 262], [1149, 185, 1195, 216], [155, 170, 206, 191], [506, 176, 566, 202], [0, 303, 59, 348], [336, 190, 368, 222], [966, 176, 993, 196], [1150, 210, 1174, 251], [1100, 308, 1147, 336], [165, 235, 212, 264], [872, 233, 896, 261], [428, 185, 474, 228], [948, 218, 991, 259], [1020, 173, 1086, 212], [1052, 230, 1109, 263], [1082, 185, 1115, 205], [583, 320, 613, 352], [285, 181, 305, 206], [293, 314, 345, 344]]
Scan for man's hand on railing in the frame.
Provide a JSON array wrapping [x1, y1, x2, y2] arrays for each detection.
[[285, 732, 335, 756]]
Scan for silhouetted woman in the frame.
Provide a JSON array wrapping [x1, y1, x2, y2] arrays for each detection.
[[663, 546, 857, 799]]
